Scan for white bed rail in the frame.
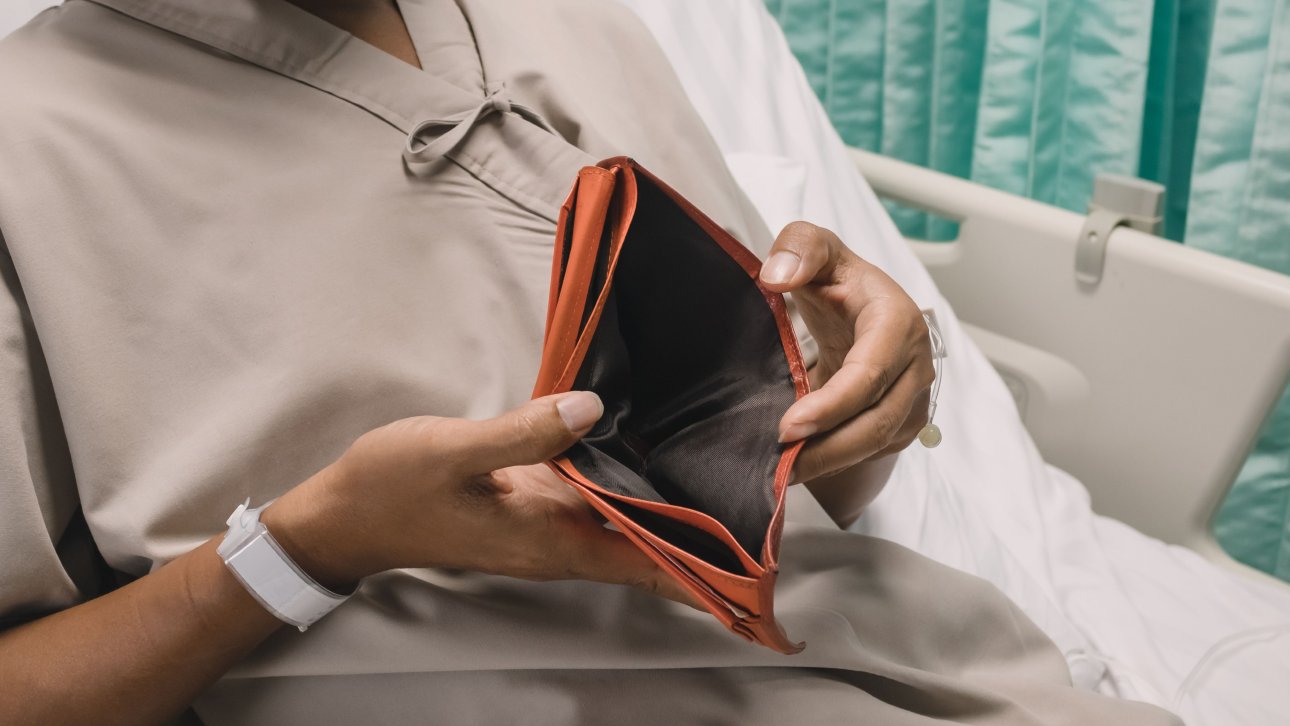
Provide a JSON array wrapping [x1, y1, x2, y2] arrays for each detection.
[[849, 147, 1290, 586]]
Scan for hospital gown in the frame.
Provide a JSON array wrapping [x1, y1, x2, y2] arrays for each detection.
[[0, 0, 1180, 723]]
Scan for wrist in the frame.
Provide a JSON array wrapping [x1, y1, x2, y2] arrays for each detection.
[[259, 464, 372, 593], [803, 454, 897, 528]]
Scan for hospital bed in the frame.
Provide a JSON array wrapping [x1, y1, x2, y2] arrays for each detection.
[[850, 147, 1290, 588], [626, 2, 1290, 724]]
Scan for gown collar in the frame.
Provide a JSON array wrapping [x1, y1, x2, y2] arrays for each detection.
[[85, 0, 483, 134], [85, 0, 591, 221]]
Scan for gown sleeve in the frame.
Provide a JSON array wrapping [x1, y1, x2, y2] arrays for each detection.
[[0, 230, 97, 628]]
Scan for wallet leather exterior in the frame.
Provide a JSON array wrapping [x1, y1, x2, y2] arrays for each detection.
[[532, 157, 810, 654]]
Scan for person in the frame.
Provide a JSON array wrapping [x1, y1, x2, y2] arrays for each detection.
[[0, 0, 1179, 723]]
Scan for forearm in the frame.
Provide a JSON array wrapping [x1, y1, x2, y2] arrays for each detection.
[[804, 454, 897, 529], [0, 527, 287, 724], [0, 392, 674, 724], [793, 364, 891, 527]]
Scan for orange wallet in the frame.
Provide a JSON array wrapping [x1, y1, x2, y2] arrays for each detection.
[[532, 157, 810, 654]]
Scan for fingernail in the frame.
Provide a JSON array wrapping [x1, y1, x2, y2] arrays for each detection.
[[778, 421, 817, 443], [761, 251, 801, 285], [556, 391, 603, 432]]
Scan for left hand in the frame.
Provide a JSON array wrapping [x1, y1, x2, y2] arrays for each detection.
[[759, 222, 935, 482]]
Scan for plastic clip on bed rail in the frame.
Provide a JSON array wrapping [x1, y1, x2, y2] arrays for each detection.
[[1075, 175, 1165, 286]]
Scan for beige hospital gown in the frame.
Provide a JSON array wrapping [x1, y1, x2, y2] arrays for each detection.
[[0, 0, 1179, 723]]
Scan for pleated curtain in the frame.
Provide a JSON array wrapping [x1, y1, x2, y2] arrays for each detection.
[[763, 0, 1290, 579], [1198, 0, 1290, 581]]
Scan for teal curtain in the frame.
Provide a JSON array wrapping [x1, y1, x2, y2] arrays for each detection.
[[764, 0, 1290, 580], [1194, 0, 1290, 581]]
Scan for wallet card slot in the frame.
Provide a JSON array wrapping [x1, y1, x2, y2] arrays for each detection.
[[601, 497, 745, 575], [549, 456, 763, 575], [645, 538, 751, 620]]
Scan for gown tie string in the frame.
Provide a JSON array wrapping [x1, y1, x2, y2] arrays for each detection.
[[403, 82, 557, 166]]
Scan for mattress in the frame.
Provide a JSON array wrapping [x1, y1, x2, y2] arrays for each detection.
[[619, 1, 1290, 724]]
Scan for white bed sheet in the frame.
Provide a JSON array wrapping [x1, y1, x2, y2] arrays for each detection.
[[620, 1, 1290, 724]]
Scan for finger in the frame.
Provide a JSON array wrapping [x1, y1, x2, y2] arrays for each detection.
[[506, 461, 702, 608], [779, 309, 926, 442], [871, 386, 932, 459], [759, 221, 844, 291], [572, 528, 705, 609], [451, 391, 603, 474], [792, 364, 927, 481]]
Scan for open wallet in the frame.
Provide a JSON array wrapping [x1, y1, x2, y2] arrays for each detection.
[[531, 157, 811, 654]]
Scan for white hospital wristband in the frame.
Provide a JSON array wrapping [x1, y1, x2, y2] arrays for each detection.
[[217, 499, 350, 631]]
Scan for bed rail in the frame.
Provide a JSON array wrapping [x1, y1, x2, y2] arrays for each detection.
[[849, 147, 1290, 588]]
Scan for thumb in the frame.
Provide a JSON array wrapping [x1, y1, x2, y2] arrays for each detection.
[[454, 391, 603, 474], [759, 221, 844, 292]]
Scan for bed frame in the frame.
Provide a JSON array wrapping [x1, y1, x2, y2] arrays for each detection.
[[849, 148, 1290, 590]]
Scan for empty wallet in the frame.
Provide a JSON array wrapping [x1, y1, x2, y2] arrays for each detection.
[[531, 157, 810, 654]]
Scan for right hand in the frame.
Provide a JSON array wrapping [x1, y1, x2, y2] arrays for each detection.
[[263, 392, 699, 607]]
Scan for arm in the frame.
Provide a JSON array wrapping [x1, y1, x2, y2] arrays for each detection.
[[0, 392, 691, 725], [802, 454, 899, 529], [0, 527, 287, 725], [797, 344, 902, 529]]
